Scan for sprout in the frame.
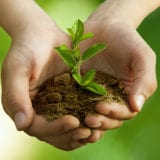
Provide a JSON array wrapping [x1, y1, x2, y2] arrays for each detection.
[[55, 19, 107, 95]]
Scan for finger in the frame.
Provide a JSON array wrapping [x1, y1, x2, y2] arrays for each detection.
[[82, 129, 105, 143], [85, 114, 123, 130], [1, 55, 33, 130], [96, 102, 137, 120], [70, 127, 91, 149], [40, 127, 91, 151], [26, 114, 80, 137], [129, 46, 157, 112]]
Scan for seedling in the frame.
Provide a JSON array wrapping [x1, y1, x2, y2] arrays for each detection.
[[55, 19, 107, 95]]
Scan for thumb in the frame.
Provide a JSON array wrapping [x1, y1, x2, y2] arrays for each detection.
[[1, 57, 34, 130], [129, 52, 157, 112]]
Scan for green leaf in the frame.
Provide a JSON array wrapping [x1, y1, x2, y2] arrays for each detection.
[[58, 44, 69, 50], [72, 72, 82, 85], [67, 28, 74, 40], [55, 46, 76, 69], [85, 82, 107, 95], [82, 43, 107, 61], [72, 19, 84, 42], [73, 48, 81, 60], [78, 32, 94, 43], [81, 69, 96, 86]]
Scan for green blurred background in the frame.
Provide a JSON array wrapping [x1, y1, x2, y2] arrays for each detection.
[[0, 0, 159, 160]]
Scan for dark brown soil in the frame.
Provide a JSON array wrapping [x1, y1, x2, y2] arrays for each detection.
[[32, 71, 127, 126]]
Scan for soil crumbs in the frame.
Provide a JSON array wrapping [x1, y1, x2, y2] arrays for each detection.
[[32, 72, 127, 126]]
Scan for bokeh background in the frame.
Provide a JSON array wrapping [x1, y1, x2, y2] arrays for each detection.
[[0, 0, 159, 160]]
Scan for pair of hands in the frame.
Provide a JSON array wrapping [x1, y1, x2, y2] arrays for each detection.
[[1, 6, 157, 151]]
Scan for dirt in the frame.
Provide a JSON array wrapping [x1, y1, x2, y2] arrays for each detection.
[[32, 71, 127, 126]]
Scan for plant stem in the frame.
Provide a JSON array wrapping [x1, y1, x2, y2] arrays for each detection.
[[77, 61, 81, 76], [72, 41, 81, 76], [73, 41, 78, 50]]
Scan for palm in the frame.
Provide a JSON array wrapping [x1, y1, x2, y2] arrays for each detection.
[[83, 23, 137, 79], [83, 21, 156, 111], [2, 26, 92, 150], [25, 30, 70, 92]]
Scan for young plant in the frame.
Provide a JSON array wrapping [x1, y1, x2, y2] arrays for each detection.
[[55, 19, 107, 95]]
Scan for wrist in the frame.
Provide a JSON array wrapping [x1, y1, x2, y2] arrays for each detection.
[[0, 0, 55, 36], [88, 0, 160, 29]]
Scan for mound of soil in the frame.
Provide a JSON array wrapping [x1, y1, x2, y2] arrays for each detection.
[[32, 71, 127, 126]]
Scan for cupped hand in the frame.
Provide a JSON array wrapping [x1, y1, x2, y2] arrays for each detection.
[[81, 16, 157, 132], [1, 20, 95, 150]]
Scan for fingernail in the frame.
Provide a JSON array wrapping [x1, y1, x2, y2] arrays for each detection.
[[73, 134, 90, 141], [91, 122, 101, 128], [135, 95, 145, 111], [14, 112, 26, 130]]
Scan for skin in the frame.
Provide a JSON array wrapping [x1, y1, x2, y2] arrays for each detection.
[[0, 0, 159, 150], [83, 0, 158, 140]]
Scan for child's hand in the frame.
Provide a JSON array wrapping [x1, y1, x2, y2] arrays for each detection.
[[0, 1, 126, 150], [1, 0, 158, 151], [1, 21, 81, 150], [81, 2, 157, 133]]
